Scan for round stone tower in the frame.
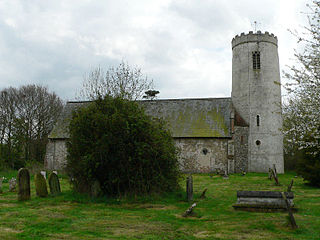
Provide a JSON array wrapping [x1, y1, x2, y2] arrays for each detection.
[[231, 31, 284, 173]]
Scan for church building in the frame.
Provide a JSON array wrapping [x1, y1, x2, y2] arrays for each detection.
[[45, 31, 284, 174]]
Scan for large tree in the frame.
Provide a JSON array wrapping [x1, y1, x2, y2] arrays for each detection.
[[0, 84, 63, 169], [78, 61, 155, 101], [283, 0, 320, 184]]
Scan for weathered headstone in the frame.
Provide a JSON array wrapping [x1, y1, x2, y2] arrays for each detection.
[[48, 172, 61, 196], [186, 175, 193, 202], [233, 191, 294, 211], [17, 168, 31, 201], [9, 178, 17, 192], [91, 180, 101, 198], [35, 173, 48, 197]]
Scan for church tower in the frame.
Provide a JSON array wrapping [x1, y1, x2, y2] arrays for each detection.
[[231, 31, 284, 173]]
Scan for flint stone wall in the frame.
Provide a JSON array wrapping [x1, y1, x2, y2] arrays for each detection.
[[234, 126, 249, 173], [175, 138, 229, 173], [45, 139, 67, 170]]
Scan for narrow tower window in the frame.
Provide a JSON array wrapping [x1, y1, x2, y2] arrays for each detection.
[[257, 115, 260, 127], [252, 51, 260, 70]]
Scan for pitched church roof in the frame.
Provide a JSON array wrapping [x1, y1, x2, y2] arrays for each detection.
[[49, 97, 232, 139]]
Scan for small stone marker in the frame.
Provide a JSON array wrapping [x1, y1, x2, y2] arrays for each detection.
[[91, 180, 102, 198], [35, 173, 48, 197], [48, 172, 61, 196], [186, 175, 193, 202], [53, 171, 58, 175], [9, 178, 17, 192], [40, 171, 46, 179], [17, 168, 31, 201], [0, 178, 3, 193]]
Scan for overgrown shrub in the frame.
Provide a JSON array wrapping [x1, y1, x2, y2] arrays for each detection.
[[297, 146, 320, 187], [66, 96, 181, 196]]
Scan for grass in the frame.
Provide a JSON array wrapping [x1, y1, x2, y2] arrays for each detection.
[[0, 171, 320, 240]]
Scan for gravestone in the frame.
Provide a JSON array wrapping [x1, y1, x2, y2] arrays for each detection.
[[17, 168, 31, 201], [233, 191, 295, 211], [41, 171, 46, 179], [48, 172, 61, 196], [91, 180, 101, 198], [186, 175, 193, 202], [35, 173, 48, 197], [9, 178, 17, 192], [0, 178, 3, 193]]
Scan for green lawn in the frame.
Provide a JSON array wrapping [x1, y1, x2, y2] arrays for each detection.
[[0, 171, 319, 240]]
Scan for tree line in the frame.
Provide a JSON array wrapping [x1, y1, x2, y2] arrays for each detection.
[[0, 84, 63, 170]]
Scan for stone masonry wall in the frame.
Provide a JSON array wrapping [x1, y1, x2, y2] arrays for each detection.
[[175, 138, 229, 173], [45, 137, 229, 173], [44, 139, 67, 170], [234, 126, 249, 173]]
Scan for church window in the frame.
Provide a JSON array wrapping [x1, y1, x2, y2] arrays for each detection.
[[257, 115, 260, 126], [240, 136, 244, 144], [202, 148, 208, 155], [252, 51, 260, 70]]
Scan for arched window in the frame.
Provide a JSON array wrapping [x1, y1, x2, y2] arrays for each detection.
[[252, 51, 260, 70], [256, 115, 260, 127]]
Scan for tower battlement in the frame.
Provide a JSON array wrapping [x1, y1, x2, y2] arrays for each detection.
[[231, 31, 278, 49]]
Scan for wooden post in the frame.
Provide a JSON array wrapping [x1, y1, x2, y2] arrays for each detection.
[[182, 203, 197, 217], [268, 168, 272, 180], [281, 192, 298, 229], [271, 169, 280, 185], [186, 175, 193, 202], [200, 188, 207, 199], [287, 179, 294, 192]]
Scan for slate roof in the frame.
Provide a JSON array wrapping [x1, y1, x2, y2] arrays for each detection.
[[49, 97, 233, 139]]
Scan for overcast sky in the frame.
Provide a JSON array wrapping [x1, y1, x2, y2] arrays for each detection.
[[0, 0, 309, 101]]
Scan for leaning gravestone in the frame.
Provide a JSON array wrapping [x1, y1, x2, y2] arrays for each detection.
[[9, 178, 17, 192], [17, 168, 31, 201], [48, 172, 61, 196], [35, 173, 48, 197], [186, 175, 193, 202]]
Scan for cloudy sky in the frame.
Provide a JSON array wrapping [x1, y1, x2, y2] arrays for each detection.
[[0, 0, 309, 101]]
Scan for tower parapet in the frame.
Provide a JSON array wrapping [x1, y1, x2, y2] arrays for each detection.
[[232, 31, 278, 49]]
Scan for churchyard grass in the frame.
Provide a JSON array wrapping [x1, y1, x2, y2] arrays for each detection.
[[0, 171, 319, 240]]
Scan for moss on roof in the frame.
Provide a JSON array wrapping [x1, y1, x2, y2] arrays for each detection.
[[49, 98, 232, 139]]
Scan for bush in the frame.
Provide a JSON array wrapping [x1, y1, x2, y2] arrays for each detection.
[[297, 145, 320, 187], [66, 96, 181, 196]]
